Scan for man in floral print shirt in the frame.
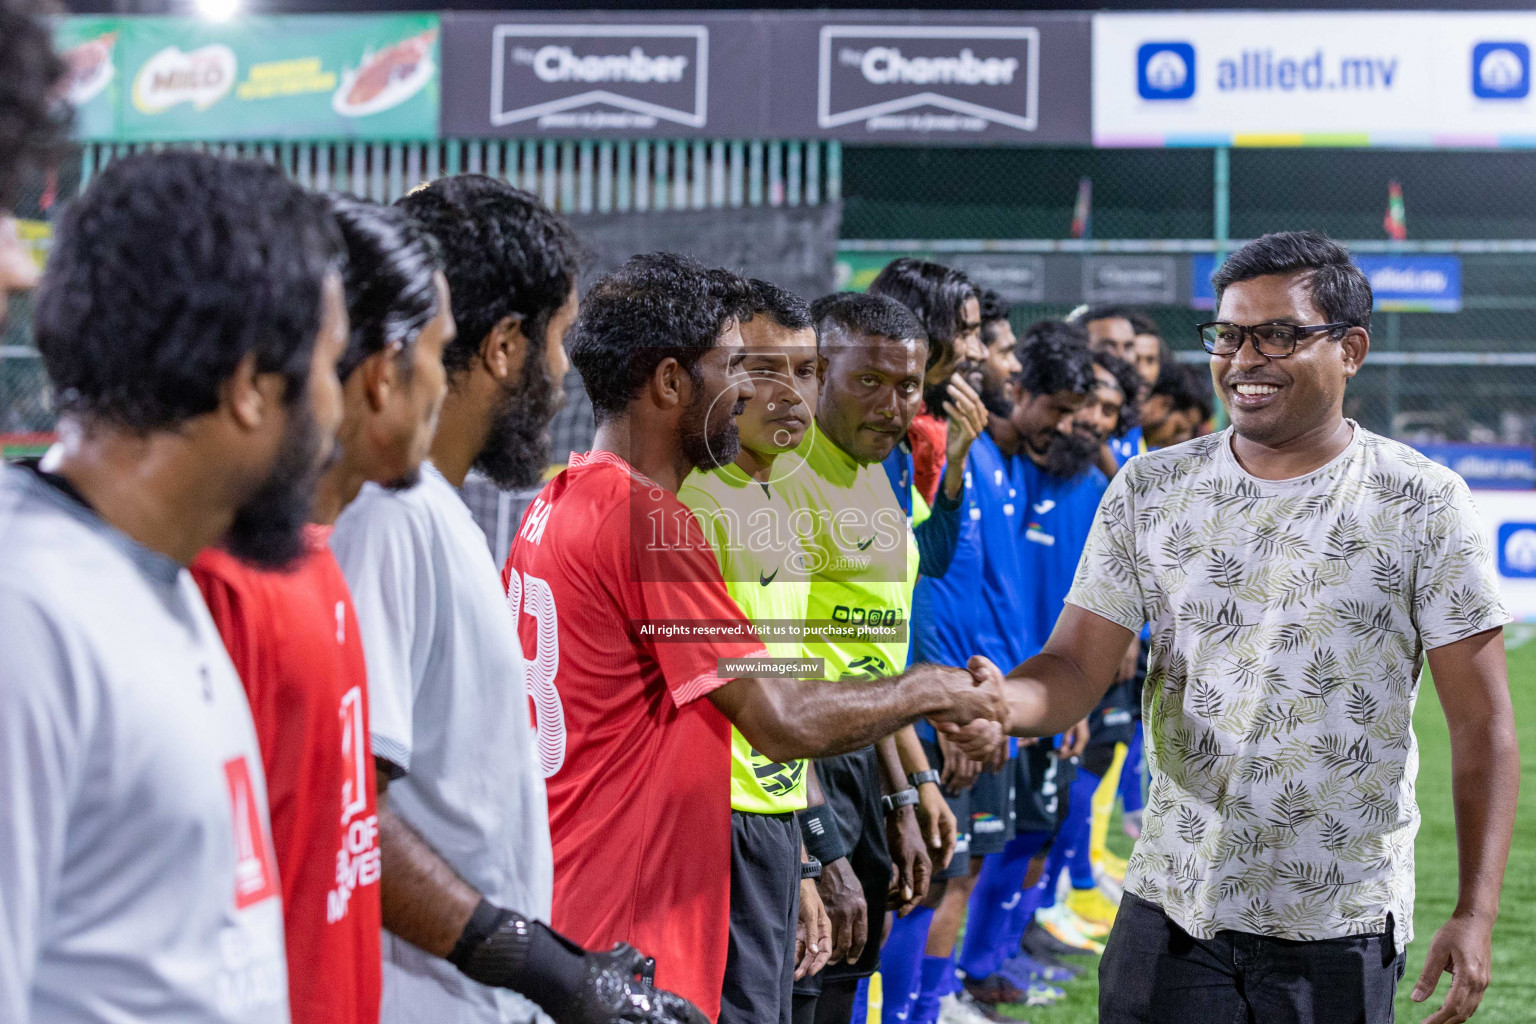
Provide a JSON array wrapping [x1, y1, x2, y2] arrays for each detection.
[[942, 231, 1516, 1024]]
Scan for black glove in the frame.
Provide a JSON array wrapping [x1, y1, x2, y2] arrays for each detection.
[[448, 899, 707, 1024]]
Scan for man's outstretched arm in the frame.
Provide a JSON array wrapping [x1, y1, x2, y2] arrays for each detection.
[[1411, 627, 1519, 1024], [938, 606, 1132, 757], [709, 656, 1006, 764]]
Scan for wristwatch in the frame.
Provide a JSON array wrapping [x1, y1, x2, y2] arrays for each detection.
[[881, 788, 921, 814], [801, 858, 823, 880], [908, 769, 941, 789]]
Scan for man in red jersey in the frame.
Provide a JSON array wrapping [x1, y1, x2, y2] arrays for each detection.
[[504, 253, 1009, 1021], [193, 198, 453, 1024]]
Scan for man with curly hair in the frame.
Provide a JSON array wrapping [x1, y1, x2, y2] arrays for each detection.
[[0, 0, 66, 325]]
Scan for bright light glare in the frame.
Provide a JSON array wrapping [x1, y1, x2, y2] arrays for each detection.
[[195, 0, 241, 21]]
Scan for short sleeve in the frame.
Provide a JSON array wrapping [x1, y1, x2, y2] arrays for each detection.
[[1063, 470, 1148, 633], [1414, 476, 1511, 649], [0, 590, 86, 1024], [330, 492, 431, 778], [625, 500, 767, 706]]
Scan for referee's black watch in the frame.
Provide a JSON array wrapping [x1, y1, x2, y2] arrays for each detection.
[[800, 858, 823, 881], [908, 769, 941, 789], [881, 788, 920, 814]]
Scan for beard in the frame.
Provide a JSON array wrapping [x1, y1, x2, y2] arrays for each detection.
[[225, 398, 331, 571], [473, 342, 560, 490], [679, 381, 743, 471], [1041, 430, 1101, 480], [979, 369, 1011, 419]]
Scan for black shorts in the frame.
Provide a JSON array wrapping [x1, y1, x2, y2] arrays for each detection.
[[1088, 678, 1137, 748], [722, 811, 801, 1024], [793, 745, 889, 995], [918, 736, 972, 880], [1013, 741, 1071, 834], [967, 761, 1016, 858]]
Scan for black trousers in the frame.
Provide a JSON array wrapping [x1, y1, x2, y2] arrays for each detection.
[[1100, 892, 1406, 1024], [721, 811, 801, 1024]]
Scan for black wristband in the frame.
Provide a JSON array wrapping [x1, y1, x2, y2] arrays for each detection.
[[881, 788, 920, 814], [798, 804, 848, 865], [448, 899, 587, 1013]]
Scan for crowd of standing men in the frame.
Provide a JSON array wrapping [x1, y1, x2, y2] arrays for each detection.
[[0, 5, 1521, 1024]]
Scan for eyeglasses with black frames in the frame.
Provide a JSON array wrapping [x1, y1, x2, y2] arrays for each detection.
[[1196, 321, 1351, 358]]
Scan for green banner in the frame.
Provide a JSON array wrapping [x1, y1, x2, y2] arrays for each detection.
[[54, 17, 123, 141], [56, 14, 440, 142]]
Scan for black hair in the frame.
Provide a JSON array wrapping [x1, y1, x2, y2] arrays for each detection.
[[1014, 319, 1095, 399], [1092, 350, 1141, 439], [395, 175, 578, 377], [1150, 362, 1214, 422], [1210, 230, 1373, 332], [1128, 312, 1160, 338], [327, 195, 443, 381], [1073, 304, 1137, 328], [0, 0, 68, 209], [33, 151, 344, 431], [810, 291, 927, 351], [978, 288, 1012, 347], [747, 278, 812, 333], [866, 257, 975, 372], [569, 252, 753, 423]]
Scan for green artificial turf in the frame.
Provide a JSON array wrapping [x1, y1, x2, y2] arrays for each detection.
[[985, 625, 1536, 1024]]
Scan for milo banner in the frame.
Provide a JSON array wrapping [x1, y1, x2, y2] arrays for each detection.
[[57, 14, 440, 142]]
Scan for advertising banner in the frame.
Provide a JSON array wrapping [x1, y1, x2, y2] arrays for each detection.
[[838, 249, 1191, 305], [1192, 253, 1462, 312], [1094, 12, 1536, 147], [1466, 490, 1536, 620], [1417, 443, 1536, 490], [440, 11, 1092, 144], [59, 14, 440, 142]]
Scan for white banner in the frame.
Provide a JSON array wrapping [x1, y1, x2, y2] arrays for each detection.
[[1094, 12, 1536, 147]]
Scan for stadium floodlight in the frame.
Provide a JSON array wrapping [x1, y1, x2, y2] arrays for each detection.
[[195, 0, 241, 21]]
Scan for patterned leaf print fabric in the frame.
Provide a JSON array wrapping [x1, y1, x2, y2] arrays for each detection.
[[1065, 425, 1509, 951]]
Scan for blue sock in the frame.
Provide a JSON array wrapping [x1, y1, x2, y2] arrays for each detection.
[[1120, 723, 1145, 813], [1001, 875, 1047, 956], [957, 832, 1049, 980], [850, 976, 869, 1024], [1066, 768, 1102, 890], [911, 956, 954, 1024], [879, 906, 933, 1024]]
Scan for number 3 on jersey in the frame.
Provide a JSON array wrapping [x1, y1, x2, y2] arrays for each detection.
[[506, 569, 564, 777]]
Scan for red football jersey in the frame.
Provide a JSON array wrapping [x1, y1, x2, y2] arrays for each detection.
[[192, 527, 382, 1024], [503, 450, 766, 1022], [908, 411, 948, 508]]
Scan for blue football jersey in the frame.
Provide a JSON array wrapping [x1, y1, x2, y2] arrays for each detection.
[[1013, 458, 1110, 648]]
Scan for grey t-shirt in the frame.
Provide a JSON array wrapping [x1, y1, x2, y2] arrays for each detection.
[[331, 463, 551, 1024], [0, 463, 288, 1024], [1066, 426, 1510, 951]]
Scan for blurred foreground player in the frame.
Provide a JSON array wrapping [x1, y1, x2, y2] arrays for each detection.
[[333, 178, 700, 1024], [192, 198, 454, 1024], [505, 255, 1006, 1021], [2, 151, 347, 1023], [0, 0, 64, 327]]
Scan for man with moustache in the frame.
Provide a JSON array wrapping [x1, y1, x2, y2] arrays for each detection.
[[1, 151, 347, 1024], [332, 178, 699, 1024], [191, 198, 454, 1024], [946, 232, 1516, 1024], [1139, 363, 1213, 450], [505, 261, 1006, 1023], [677, 279, 830, 1024]]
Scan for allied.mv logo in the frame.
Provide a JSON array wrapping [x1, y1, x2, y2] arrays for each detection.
[[1137, 42, 1195, 100], [1472, 42, 1530, 99], [1498, 523, 1536, 577]]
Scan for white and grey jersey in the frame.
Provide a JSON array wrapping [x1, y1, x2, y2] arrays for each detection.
[[331, 463, 551, 1024], [0, 463, 288, 1024]]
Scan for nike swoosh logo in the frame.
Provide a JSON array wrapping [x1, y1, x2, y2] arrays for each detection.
[[759, 568, 778, 586], [856, 536, 874, 550], [1033, 500, 1056, 514]]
